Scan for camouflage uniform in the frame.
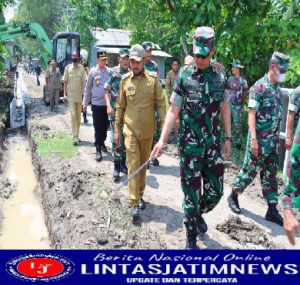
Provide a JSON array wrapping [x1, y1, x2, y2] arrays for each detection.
[[104, 65, 129, 165], [232, 74, 283, 203], [288, 86, 300, 134], [171, 60, 230, 232], [226, 75, 248, 146], [282, 118, 300, 209]]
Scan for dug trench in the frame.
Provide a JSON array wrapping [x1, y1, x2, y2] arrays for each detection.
[[0, 67, 299, 250]]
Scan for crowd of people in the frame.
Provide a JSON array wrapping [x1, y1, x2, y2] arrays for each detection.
[[43, 25, 299, 249]]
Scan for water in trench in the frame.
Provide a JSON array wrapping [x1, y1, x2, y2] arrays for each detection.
[[0, 139, 50, 249]]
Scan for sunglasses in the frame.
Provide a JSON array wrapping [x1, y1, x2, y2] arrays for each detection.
[[195, 54, 209, 59]]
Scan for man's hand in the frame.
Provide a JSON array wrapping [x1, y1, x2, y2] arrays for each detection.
[[107, 106, 114, 116], [151, 140, 165, 159], [224, 140, 231, 161], [285, 137, 293, 150], [82, 106, 87, 113], [251, 138, 259, 157], [284, 209, 300, 246], [114, 132, 120, 147], [63, 94, 68, 102]]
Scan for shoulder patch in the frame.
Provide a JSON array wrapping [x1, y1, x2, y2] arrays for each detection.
[[148, 71, 158, 77], [211, 61, 225, 75]]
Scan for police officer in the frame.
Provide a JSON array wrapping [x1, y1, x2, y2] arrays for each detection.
[[166, 59, 180, 99], [45, 59, 61, 112], [83, 51, 109, 162], [63, 51, 87, 145], [226, 60, 248, 149], [142, 41, 161, 167], [282, 117, 300, 246], [228, 52, 290, 226], [152, 26, 232, 249], [104, 48, 130, 182], [115, 44, 166, 221]]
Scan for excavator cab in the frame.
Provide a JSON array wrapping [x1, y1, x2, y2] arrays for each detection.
[[52, 32, 80, 75]]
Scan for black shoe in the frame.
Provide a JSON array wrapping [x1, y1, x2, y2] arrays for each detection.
[[101, 144, 108, 153], [185, 230, 199, 250], [265, 204, 283, 226], [113, 161, 120, 182], [153, 158, 159, 166], [96, 151, 102, 162], [84, 117, 88, 124], [227, 192, 241, 214], [120, 160, 128, 175], [130, 206, 140, 222], [138, 198, 146, 210], [197, 215, 208, 235]]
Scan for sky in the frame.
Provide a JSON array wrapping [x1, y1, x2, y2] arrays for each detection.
[[3, 4, 17, 23]]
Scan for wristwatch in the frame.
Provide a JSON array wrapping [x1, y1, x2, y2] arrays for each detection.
[[225, 136, 232, 142]]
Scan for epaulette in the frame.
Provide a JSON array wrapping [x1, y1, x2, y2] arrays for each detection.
[[121, 72, 132, 79], [148, 71, 158, 77]]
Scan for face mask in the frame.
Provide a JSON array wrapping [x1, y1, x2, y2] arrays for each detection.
[[83, 63, 87, 67], [274, 68, 286, 83], [72, 57, 78, 63]]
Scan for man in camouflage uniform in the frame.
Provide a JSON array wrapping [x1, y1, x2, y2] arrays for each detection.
[[142, 41, 161, 167], [225, 60, 248, 149], [152, 26, 232, 249], [104, 48, 130, 182], [282, 117, 300, 246], [228, 52, 290, 226]]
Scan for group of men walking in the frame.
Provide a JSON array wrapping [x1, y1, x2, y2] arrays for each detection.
[[53, 25, 299, 249]]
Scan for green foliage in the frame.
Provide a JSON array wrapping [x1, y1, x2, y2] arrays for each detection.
[[33, 130, 78, 159]]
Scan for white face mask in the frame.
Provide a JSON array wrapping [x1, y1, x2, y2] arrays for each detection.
[[275, 68, 286, 83]]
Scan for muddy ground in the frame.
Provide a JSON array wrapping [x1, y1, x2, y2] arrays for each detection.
[[0, 67, 299, 250]]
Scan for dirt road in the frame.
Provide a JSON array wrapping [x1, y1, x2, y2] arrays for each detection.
[[1, 67, 299, 250]]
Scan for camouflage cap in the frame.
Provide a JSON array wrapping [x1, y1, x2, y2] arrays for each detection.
[[142, 42, 152, 51], [193, 26, 215, 56], [230, 60, 244, 69], [119, 48, 130, 58], [270, 51, 290, 72], [129, 44, 145, 62]]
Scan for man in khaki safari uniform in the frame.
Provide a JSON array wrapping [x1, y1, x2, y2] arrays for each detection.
[[63, 51, 87, 145], [115, 44, 166, 221]]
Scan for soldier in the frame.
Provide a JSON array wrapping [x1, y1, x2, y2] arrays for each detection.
[[81, 58, 90, 124], [285, 86, 300, 151], [104, 48, 130, 182], [228, 52, 290, 226], [226, 60, 248, 149], [63, 51, 87, 145], [45, 59, 61, 112], [152, 26, 232, 249], [142, 41, 161, 167], [282, 118, 300, 246], [166, 59, 179, 100], [83, 50, 109, 162], [115, 44, 166, 221]]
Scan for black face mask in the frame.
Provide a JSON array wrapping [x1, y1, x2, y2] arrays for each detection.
[[83, 63, 87, 67], [72, 57, 78, 63]]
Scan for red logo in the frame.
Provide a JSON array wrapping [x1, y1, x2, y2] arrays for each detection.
[[6, 254, 75, 282]]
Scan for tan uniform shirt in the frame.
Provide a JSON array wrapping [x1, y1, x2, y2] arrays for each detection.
[[166, 69, 178, 98], [115, 70, 166, 140], [63, 63, 87, 102], [46, 67, 61, 90]]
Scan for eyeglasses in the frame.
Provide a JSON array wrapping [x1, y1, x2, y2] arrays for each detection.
[[195, 54, 209, 59]]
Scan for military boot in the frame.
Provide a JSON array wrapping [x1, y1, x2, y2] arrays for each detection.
[[265, 203, 283, 226], [96, 146, 102, 162], [120, 158, 128, 175], [185, 229, 199, 250], [197, 215, 208, 236], [113, 161, 120, 183], [227, 192, 241, 214]]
